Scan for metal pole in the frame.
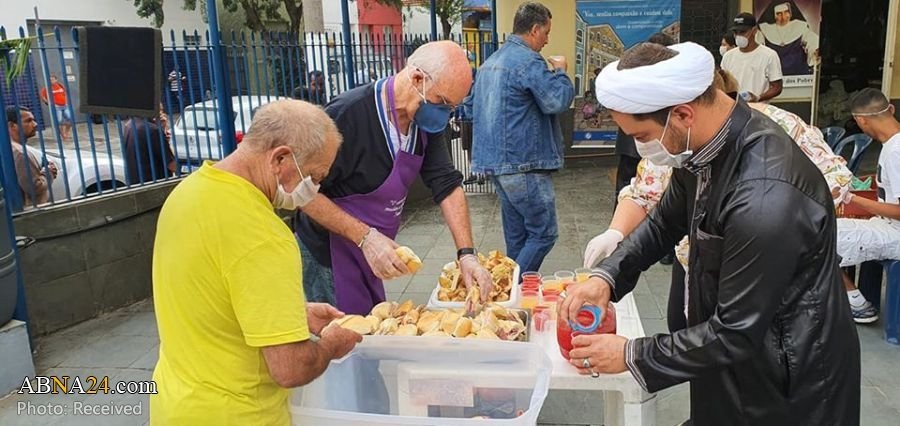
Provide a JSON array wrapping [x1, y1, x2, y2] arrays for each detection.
[[206, 0, 237, 155], [430, 0, 438, 41], [491, 0, 498, 51], [340, 0, 356, 89]]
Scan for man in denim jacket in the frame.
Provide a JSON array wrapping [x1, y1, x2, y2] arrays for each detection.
[[467, 2, 575, 273]]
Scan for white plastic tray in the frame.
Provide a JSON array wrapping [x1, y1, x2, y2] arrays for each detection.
[[427, 263, 521, 309]]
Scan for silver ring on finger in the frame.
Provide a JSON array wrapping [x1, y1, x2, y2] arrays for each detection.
[[591, 369, 600, 378], [581, 358, 591, 369]]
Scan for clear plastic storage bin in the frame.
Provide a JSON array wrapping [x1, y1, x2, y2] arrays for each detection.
[[290, 337, 551, 425]]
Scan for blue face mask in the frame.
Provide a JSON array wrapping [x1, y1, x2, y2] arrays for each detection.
[[408, 70, 453, 133]]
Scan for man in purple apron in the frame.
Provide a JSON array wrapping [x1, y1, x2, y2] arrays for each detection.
[[293, 41, 493, 315]]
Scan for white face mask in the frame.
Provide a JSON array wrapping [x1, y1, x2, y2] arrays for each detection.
[[634, 110, 693, 168], [273, 153, 320, 210], [719, 46, 729, 57], [735, 35, 750, 49]]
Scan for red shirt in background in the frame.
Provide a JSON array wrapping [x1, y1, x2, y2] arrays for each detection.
[[40, 83, 67, 107]]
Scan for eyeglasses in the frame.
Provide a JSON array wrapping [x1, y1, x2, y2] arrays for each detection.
[[411, 65, 458, 112]]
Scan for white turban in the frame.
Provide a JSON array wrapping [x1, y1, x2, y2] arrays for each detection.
[[595, 42, 715, 114]]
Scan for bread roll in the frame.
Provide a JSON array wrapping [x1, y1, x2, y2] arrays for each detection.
[[395, 246, 423, 273]]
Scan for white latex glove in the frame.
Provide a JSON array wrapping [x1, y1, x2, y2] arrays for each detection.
[[583, 229, 625, 268], [360, 228, 409, 280], [841, 191, 856, 206], [459, 254, 492, 301]]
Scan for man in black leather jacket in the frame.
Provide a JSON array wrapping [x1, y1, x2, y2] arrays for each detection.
[[563, 42, 860, 425]]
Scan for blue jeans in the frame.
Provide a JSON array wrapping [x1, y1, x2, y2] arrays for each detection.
[[492, 172, 558, 273], [297, 235, 336, 306]]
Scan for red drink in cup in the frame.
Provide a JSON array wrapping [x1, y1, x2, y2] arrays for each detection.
[[557, 303, 617, 360]]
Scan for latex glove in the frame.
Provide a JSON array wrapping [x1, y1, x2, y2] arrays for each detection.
[[459, 254, 493, 302], [831, 186, 851, 206], [842, 191, 856, 206], [583, 229, 624, 268], [360, 228, 409, 280]]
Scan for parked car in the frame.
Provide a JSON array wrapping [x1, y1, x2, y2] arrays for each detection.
[[170, 96, 284, 165], [26, 145, 128, 203]]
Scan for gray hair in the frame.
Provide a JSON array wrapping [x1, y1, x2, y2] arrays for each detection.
[[241, 100, 342, 162], [513, 2, 552, 35]]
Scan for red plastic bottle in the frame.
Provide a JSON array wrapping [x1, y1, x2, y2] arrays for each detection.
[[557, 303, 617, 360]]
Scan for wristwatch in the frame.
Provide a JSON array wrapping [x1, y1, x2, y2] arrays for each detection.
[[457, 247, 476, 260]]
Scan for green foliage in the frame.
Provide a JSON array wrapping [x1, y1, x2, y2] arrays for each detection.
[[0, 37, 35, 85]]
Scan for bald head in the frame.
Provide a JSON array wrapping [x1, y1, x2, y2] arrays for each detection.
[[242, 99, 342, 167], [406, 40, 473, 104]]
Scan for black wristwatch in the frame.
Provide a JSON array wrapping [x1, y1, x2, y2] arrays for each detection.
[[457, 247, 476, 260]]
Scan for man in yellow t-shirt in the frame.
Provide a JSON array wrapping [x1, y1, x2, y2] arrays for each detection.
[[150, 100, 361, 425]]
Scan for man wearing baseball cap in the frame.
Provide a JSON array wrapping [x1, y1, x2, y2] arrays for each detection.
[[721, 12, 784, 103]]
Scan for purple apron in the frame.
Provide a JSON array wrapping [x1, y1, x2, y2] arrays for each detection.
[[766, 38, 810, 76], [329, 76, 428, 315]]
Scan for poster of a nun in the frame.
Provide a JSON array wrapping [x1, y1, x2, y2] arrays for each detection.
[[754, 0, 821, 77]]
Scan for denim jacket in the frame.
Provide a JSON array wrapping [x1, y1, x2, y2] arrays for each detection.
[[466, 35, 574, 176]]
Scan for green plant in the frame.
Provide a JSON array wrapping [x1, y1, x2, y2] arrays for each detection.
[[0, 37, 35, 85]]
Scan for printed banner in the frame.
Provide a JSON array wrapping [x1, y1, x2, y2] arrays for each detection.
[[753, 0, 822, 86], [573, 0, 682, 146]]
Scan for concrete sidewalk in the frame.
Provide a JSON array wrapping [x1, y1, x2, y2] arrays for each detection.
[[2, 165, 899, 425]]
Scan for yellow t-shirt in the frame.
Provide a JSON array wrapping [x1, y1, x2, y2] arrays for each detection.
[[150, 162, 309, 425]]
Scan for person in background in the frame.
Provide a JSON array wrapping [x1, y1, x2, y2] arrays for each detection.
[[835, 88, 900, 323], [719, 32, 736, 57], [151, 100, 361, 425], [470, 2, 575, 273], [293, 71, 328, 106], [722, 12, 783, 102], [294, 41, 493, 315], [6, 106, 57, 207], [168, 68, 187, 112], [565, 41, 859, 425], [39, 75, 72, 141], [123, 108, 176, 185]]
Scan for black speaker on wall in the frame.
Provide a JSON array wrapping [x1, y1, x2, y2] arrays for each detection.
[[77, 26, 162, 117]]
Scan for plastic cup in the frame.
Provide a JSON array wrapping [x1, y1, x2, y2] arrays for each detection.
[[575, 268, 592, 283], [521, 271, 541, 286], [542, 276, 563, 292], [532, 305, 550, 331], [555, 271, 575, 289], [521, 290, 539, 310], [542, 291, 560, 319]]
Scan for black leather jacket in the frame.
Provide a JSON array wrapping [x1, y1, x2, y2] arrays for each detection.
[[599, 101, 860, 425]]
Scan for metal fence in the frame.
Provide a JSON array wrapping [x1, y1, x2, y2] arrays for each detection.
[[0, 26, 501, 213]]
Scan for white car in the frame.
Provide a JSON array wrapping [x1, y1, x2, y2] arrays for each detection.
[[171, 96, 284, 165], [26, 145, 128, 204]]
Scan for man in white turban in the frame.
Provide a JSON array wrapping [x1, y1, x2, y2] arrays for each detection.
[[560, 41, 860, 425]]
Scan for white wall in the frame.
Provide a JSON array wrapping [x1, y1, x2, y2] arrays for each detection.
[[322, 0, 359, 34], [0, 0, 206, 35], [402, 7, 462, 37]]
